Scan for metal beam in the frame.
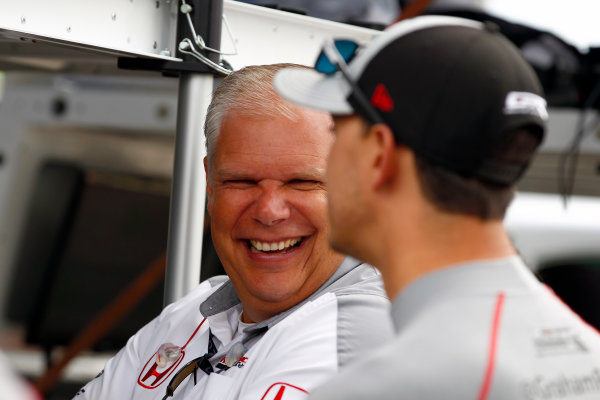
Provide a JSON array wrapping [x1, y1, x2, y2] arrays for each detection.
[[0, 1, 378, 73], [164, 73, 212, 304], [0, 0, 179, 60], [163, 0, 224, 305]]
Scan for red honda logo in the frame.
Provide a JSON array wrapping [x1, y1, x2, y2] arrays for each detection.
[[137, 350, 185, 389], [136, 318, 207, 390], [261, 382, 308, 400], [371, 83, 394, 112]]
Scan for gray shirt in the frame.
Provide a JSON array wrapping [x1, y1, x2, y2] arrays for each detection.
[[308, 256, 600, 400]]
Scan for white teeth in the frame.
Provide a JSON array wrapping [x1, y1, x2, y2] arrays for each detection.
[[249, 238, 301, 253]]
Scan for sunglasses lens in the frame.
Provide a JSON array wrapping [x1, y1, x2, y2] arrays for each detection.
[[315, 39, 359, 75], [315, 52, 337, 75], [335, 40, 359, 62]]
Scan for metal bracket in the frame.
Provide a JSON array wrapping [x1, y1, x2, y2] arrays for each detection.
[[117, 57, 222, 77], [118, 0, 227, 76]]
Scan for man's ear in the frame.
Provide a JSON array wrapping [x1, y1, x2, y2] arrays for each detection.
[[203, 157, 213, 213], [370, 124, 398, 190]]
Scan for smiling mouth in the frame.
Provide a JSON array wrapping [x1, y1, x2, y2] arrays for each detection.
[[248, 238, 303, 254]]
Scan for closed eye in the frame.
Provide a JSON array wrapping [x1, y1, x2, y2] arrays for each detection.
[[223, 179, 256, 189], [287, 179, 325, 191]]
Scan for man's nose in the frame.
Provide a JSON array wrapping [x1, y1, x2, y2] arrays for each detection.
[[253, 185, 291, 226]]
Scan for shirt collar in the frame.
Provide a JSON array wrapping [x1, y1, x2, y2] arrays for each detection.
[[199, 256, 364, 336], [390, 256, 540, 332]]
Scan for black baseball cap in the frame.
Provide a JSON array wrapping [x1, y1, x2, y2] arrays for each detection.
[[274, 16, 548, 185]]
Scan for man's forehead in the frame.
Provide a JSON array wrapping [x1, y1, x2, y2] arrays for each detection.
[[214, 158, 326, 180], [213, 129, 331, 166]]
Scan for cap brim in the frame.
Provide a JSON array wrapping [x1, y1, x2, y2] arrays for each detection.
[[274, 67, 354, 115]]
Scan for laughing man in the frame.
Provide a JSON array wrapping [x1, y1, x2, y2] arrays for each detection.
[[74, 64, 393, 400]]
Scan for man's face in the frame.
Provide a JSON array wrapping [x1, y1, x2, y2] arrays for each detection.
[[207, 108, 344, 322], [326, 115, 370, 258]]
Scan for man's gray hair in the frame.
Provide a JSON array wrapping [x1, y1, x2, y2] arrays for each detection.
[[204, 63, 310, 171]]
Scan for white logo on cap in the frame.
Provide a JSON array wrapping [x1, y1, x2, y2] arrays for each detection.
[[504, 91, 548, 121]]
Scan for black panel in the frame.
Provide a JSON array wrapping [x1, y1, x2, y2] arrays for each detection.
[[6, 163, 169, 351], [538, 261, 600, 331], [6, 162, 84, 326], [5, 161, 225, 352]]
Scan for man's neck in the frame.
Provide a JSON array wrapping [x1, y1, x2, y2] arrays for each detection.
[[379, 214, 516, 301]]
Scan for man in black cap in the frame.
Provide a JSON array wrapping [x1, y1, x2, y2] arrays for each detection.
[[275, 15, 600, 399]]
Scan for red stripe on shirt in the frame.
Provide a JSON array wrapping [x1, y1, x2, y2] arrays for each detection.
[[477, 292, 505, 400], [182, 317, 207, 349]]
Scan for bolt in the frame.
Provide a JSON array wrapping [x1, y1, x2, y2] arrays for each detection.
[[67, 26, 72, 33], [156, 105, 170, 120], [20, 17, 26, 24], [111, 13, 117, 21], [153, 41, 157, 49], [51, 98, 68, 118], [180, 4, 192, 13]]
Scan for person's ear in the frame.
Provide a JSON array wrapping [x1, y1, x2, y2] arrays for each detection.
[[370, 124, 398, 190], [204, 157, 214, 214]]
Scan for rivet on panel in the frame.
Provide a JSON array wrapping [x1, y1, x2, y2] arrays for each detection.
[[156, 104, 170, 120]]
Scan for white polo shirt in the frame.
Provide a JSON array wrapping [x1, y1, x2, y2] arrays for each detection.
[[74, 257, 393, 400]]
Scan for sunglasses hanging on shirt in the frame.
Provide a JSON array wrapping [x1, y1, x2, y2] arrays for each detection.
[[161, 331, 218, 400]]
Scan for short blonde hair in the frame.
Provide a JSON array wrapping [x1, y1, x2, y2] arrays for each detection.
[[204, 63, 309, 171]]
